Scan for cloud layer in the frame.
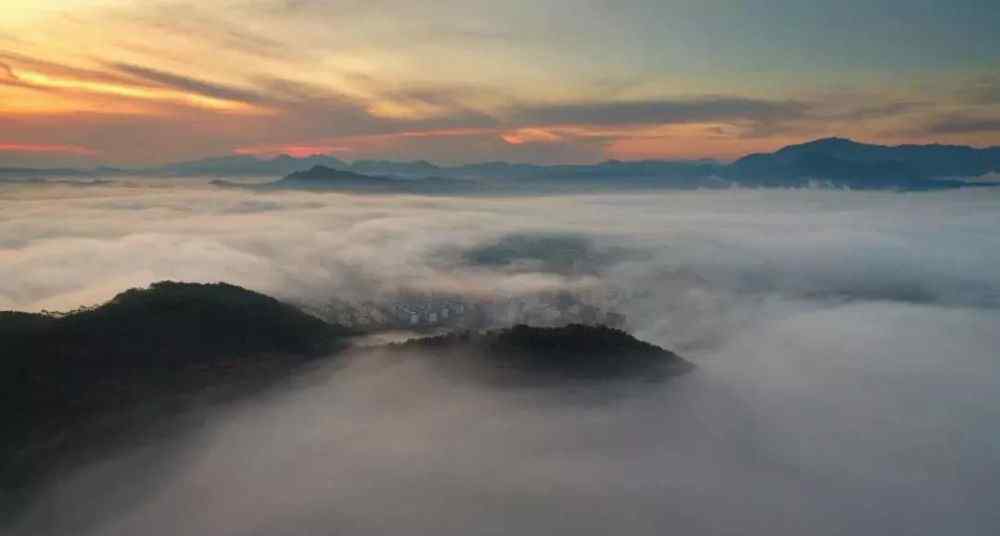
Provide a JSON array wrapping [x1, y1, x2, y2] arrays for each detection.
[[4, 182, 1000, 534]]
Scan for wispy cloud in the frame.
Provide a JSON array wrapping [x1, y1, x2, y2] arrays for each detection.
[[825, 101, 929, 121], [510, 97, 809, 127], [923, 114, 1000, 135], [0, 142, 97, 156], [0, 1, 998, 165], [109, 62, 266, 105]]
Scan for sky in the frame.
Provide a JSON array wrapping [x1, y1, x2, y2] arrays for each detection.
[[1, 0, 999, 166]]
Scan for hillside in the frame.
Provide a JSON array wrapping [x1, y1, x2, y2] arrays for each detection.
[[272, 165, 417, 191], [214, 165, 482, 194], [726, 137, 1000, 189], [1, 281, 352, 492], [394, 324, 692, 383], [1, 284, 691, 518]]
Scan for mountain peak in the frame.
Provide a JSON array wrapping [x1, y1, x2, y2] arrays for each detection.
[[780, 137, 869, 153], [812, 136, 858, 144], [292, 165, 368, 179], [394, 324, 692, 382]]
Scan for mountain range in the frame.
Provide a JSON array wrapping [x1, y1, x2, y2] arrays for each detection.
[[212, 166, 486, 194], [4, 138, 999, 191], [724, 137, 1000, 189]]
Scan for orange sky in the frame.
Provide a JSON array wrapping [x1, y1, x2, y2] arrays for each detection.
[[1, 1, 998, 166]]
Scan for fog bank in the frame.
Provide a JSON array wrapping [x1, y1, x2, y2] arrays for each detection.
[[4, 181, 999, 534]]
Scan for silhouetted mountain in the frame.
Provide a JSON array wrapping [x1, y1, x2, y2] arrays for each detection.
[[233, 138, 998, 192], [776, 138, 1000, 177], [276, 165, 418, 190], [344, 158, 723, 187], [221, 163, 720, 195], [216, 165, 484, 194], [157, 154, 347, 176], [0, 177, 114, 186], [1, 281, 351, 487], [726, 137, 1000, 189], [0, 167, 93, 178], [1, 281, 690, 516], [394, 324, 692, 383], [348, 159, 441, 177], [6, 137, 997, 189], [0, 282, 357, 519], [447, 161, 543, 179], [104, 153, 722, 184], [5, 280, 348, 364]]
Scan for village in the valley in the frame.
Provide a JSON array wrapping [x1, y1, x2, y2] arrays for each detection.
[[306, 290, 628, 333]]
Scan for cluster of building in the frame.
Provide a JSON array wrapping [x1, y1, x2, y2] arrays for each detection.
[[389, 298, 468, 327], [307, 290, 627, 332]]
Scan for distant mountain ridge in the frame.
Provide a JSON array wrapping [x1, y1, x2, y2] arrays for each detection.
[[155, 153, 348, 176], [213, 165, 485, 194], [155, 137, 1000, 186], [724, 137, 1000, 189], [5, 137, 1000, 190]]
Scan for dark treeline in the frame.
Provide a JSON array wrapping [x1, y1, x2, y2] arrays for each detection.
[[393, 324, 691, 382], [1, 281, 688, 524]]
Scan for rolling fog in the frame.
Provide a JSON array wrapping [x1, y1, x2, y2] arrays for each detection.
[[3, 180, 1000, 535]]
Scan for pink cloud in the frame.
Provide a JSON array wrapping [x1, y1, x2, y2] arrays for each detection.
[[0, 142, 98, 156]]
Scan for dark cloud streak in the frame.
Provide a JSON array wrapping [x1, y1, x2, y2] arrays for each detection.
[[114, 4, 295, 62], [510, 96, 810, 127], [109, 62, 266, 104], [960, 76, 1000, 105], [923, 114, 1000, 135]]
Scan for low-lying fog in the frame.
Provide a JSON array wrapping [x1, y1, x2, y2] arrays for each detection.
[[4, 180, 999, 535]]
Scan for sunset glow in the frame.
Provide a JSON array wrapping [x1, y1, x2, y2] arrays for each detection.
[[1, 1, 998, 166], [4, 4, 1000, 534], [0, 142, 97, 155]]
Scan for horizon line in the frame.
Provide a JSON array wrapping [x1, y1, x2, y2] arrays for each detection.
[[5, 136, 1000, 171]]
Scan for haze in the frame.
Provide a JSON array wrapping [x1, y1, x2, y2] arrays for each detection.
[[4, 180, 999, 534]]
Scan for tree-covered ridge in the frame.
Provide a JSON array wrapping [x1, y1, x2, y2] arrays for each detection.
[[395, 324, 692, 381], [1, 281, 351, 477], [4, 281, 349, 370], [1, 283, 691, 518]]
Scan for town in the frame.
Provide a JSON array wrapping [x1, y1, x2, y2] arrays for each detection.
[[306, 290, 627, 333]]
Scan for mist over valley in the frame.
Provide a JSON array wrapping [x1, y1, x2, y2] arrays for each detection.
[[2, 177, 999, 534]]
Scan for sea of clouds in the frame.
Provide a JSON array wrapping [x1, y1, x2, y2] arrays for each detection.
[[4, 180, 999, 535]]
